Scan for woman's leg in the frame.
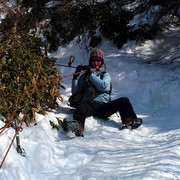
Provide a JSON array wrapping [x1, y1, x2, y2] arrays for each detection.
[[73, 101, 94, 130], [93, 97, 137, 124]]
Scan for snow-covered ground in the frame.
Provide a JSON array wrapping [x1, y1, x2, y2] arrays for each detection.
[[0, 30, 180, 180]]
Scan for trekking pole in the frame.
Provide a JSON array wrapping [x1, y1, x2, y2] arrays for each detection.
[[55, 56, 77, 68], [15, 120, 26, 156], [68, 56, 75, 67]]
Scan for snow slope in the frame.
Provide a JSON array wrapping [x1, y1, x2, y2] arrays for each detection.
[[0, 30, 180, 180]]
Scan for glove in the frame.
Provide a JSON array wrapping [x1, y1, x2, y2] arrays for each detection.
[[83, 66, 92, 76], [73, 65, 83, 80]]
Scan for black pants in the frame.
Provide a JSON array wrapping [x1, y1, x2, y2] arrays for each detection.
[[73, 97, 137, 130]]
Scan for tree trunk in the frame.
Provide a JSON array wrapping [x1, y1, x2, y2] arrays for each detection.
[[13, 0, 23, 33]]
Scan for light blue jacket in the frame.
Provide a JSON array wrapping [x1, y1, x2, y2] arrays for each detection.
[[72, 72, 111, 104]]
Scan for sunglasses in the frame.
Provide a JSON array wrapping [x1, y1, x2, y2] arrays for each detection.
[[90, 58, 102, 62]]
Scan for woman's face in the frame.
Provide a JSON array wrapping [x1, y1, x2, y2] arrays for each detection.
[[91, 59, 102, 69]]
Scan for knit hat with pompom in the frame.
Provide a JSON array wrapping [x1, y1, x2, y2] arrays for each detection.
[[89, 47, 104, 64]]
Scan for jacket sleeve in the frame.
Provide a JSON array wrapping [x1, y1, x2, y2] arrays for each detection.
[[89, 72, 111, 92], [71, 74, 85, 94]]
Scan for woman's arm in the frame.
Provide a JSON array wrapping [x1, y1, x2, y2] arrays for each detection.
[[72, 74, 85, 94], [89, 73, 111, 92]]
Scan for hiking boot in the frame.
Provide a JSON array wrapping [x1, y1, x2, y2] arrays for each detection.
[[68, 120, 84, 137], [129, 118, 142, 129], [121, 118, 142, 130]]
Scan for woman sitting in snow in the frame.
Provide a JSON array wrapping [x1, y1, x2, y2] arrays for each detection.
[[69, 47, 142, 137]]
